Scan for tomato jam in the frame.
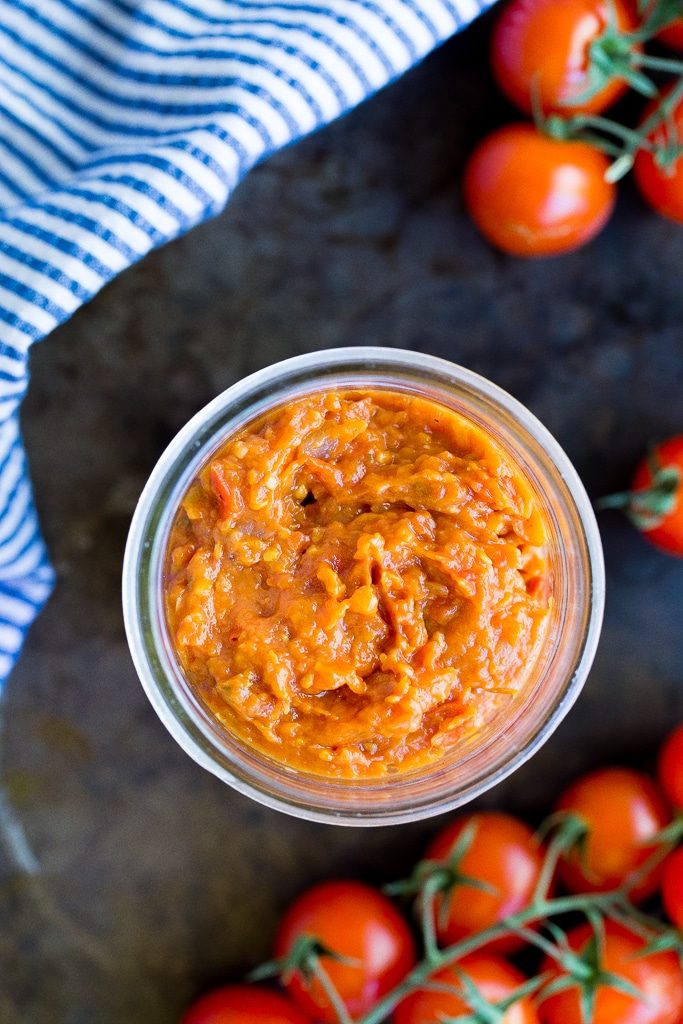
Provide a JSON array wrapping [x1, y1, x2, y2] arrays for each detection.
[[165, 389, 551, 778]]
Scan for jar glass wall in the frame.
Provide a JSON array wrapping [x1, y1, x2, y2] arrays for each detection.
[[123, 348, 604, 826]]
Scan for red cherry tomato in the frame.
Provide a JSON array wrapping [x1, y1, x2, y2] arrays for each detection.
[[555, 767, 671, 901], [659, 723, 683, 807], [539, 921, 683, 1024], [393, 955, 540, 1024], [274, 880, 416, 1022], [662, 847, 683, 930], [491, 0, 638, 115], [628, 438, 683, 557], [426, 812, 545, 953], [181, 985, 309, 1024], [463, 124, 615, 257], [635, 92, 683, 225]]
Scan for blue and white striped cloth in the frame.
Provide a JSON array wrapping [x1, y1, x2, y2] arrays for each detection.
[[0, 0, 492, 686]]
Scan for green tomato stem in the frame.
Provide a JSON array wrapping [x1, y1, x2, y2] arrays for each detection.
[[569, 114, 653, 151], [577, 133, 627, 158], [597, 457, 680, 531], [356, 893, 619, 1024], [635, 53, 683, 75], [532, 824, 580, 905], [312, 957, 356, 1024], [617, 819, 680, 896], [629, 0, 683, 42], [419, 877, 442, 968], [640, 76, 683, 138]]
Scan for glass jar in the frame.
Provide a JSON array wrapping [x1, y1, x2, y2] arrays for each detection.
[[123, 348, 604, 826]]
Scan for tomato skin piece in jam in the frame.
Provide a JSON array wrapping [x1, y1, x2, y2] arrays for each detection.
[[165, 389, 551, 779]]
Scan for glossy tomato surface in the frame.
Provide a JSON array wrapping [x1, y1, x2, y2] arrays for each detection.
[[426, 811, 544, 952], [491, 0, 637, 114], [659, 723, 683, 806], [539, 922, 683, 1024], [555, 767, 671, 900], [181, 985, 309, 1024], [393, 956, 539, 1024], [275, 880, 415, 1022], [463, 125, 615, 257]]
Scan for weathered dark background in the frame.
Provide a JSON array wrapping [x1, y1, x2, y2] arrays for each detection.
[[1, 9, 681, 1023]]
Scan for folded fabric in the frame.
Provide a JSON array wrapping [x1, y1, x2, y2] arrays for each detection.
[[0, 0, 493, 688]]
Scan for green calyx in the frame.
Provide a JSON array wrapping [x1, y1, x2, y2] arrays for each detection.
[[385, 859, 495, 909], [586, 24, 657, 102], [531, 1, 683, 182], [249, 933, 357, 1024], [249, 933, 356, 985], [386, 820, 495, 907], [538, 914, 646, 1024], [635, 0, 683, 40], [386, 820, 496, 934], [533, 811, 595, 897], [598, 454, 680, 531], [385, 821, 496, 966]]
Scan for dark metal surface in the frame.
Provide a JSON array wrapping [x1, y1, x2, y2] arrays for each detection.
[[1, 11, 682, 1023]]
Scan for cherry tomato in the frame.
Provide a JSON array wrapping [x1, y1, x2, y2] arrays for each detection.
[[181, 985, 309, 1024], [463, 125, 615, 257], [393, 955, 539, 1024], [490, 0, 638, 115], [539, 921, 683, 1024], [659, 723, 683, 806], [555, 767, 671, 901], [662, 847, 683, 930], [426, 812, 544, 953], [616, 437, 683, 557], [274, 880, 416, 1022], [635, 91, 683, 224]]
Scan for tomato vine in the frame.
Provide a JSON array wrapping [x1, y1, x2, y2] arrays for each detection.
[[253, 810, 683, 1024]]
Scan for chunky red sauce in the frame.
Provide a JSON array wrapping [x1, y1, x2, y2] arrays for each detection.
[[165, 389, 551, 778]]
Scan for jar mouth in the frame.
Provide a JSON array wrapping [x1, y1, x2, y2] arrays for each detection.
[[123, 348, 605, 826]]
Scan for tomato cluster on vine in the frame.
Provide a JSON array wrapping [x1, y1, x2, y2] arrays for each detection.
[[462, 0, 683, 257], [181, 722, 683, 1024]]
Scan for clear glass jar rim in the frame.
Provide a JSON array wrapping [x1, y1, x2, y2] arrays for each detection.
[[123, 348, 605, 825]]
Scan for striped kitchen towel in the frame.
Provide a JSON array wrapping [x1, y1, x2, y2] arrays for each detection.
[[0, 0, 493, 686]]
